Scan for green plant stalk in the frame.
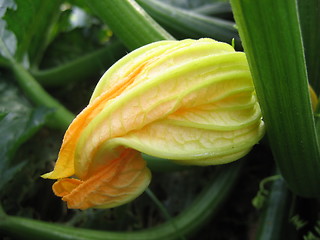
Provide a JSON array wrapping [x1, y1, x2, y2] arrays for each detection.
[[11, 62, 74, 130], [255, 177, 291, 240], [85, 0, 174, 51], [136, 0, 241, 48], [145, 188, 185, 240], [230, 0, 320, 197], [0, 162, 242, 240], [32, 41, 127, 87], [297, 0, 320, 95]]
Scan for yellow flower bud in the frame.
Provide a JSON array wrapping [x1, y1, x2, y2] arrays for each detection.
[[42, 38, 265, 209]]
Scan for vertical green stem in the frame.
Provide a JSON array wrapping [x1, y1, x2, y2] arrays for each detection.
[[230, 0, 320, 197], [145, 188, 186, 240], [255, 177, 292, 240]]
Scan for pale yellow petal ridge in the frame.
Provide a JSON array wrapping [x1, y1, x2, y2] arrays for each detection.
[[102, 120, 265, 165]]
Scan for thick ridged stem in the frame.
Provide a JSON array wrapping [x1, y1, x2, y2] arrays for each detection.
[[230, 0, 320, 197]]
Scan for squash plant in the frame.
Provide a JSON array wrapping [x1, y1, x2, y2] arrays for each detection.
[[0, 0, 319, 239]]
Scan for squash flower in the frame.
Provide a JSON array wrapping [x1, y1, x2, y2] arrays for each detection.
[[42, 38, 265, 210]]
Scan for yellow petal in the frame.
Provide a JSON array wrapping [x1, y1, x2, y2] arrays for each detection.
[[43, 39, 265, 210], [53, 149, 151, 210], [42, 60, 150, 179], [53, 178, 82, 197], [104, 119, 264, 165], [75, 48, 251, 178]]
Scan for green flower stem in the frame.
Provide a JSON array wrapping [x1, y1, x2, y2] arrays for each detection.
[[297, 0, 320, 95], [11, 62, 74, 130], [255, 177, 291, 240], [136, 0, 241, 48], [32, 41, 127, 87], [230, 0, 320, 197], [85, 0, 174, 51], [0, 162, 242, 240]]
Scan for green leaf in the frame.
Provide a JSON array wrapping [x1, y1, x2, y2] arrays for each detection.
[[0, 79, 51, 192], [10, 61, 74, 130], [38, 27, 112, 70], [0, 76, 30, 113], [0, 0, 17, 56], [0, 18, 16, 61], [3, 0, 62, 65], [33, 40, 127, 87], [0, 29, 75, 130]]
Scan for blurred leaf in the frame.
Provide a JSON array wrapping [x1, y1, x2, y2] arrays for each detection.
[[0, 79, 51, 192], [38, 4, 113, 70], [51, 3, 105, 37], [2, 0, 62, 65], [0, 76, 30, 113], [67, 6, 97, 30], [0, 0, 17, 62], [0, 0, 16, 15], [0, 21, 16, 60], [39, 27, 110, 69]]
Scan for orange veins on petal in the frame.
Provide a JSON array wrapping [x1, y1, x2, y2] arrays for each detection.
[[52, 149, 151, 210], [45, 62, 149, 179]]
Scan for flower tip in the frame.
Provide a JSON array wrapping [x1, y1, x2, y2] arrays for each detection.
[[41, 172, 53, 179]]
